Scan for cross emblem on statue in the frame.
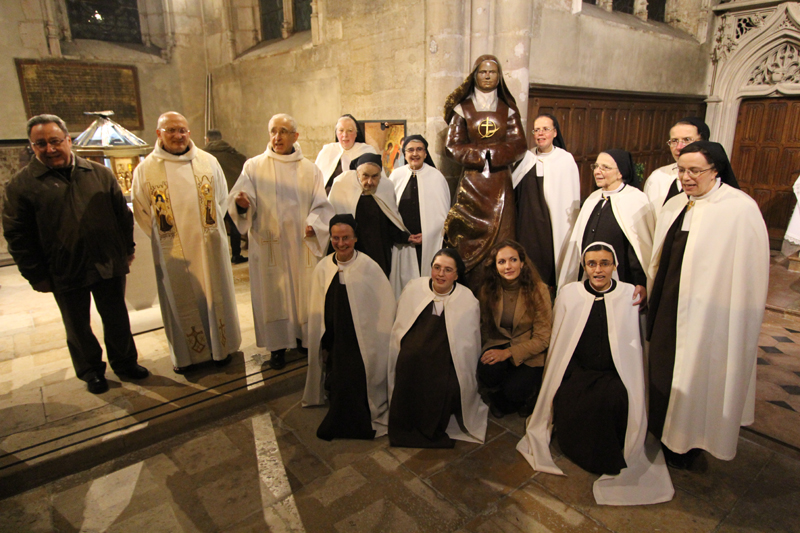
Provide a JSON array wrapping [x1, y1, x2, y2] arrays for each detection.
[[478, 117, 498, 139], [261, 231, 279, 266]]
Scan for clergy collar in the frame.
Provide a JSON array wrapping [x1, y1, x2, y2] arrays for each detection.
[[534, 146, 555, 157], [267, 143, 303, 162], [602, 181, 626, 198], [472, 89, 498, 111], [154, 140, 197, 161], [333, 250, 358, 268], [584, 278, 616, 297], [688, 177, 721, 201]]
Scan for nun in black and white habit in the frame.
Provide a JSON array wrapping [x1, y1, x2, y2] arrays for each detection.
[[558, 149, 654, 304], [314, 114, 378, 195], [302, 215, 396, 440], [647, 141, 766, 466], [517, 242, 674, 505], [387, 248, 488, 448], [328, 153, 416, 281], [388, 135, 452, 296], [511, 114, 581, 288]]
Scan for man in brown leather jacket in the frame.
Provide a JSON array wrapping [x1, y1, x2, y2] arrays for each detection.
[[2, 114, 148, 394]]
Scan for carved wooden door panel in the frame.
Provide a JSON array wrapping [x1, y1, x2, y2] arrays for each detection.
[[731, 97, 800, 237], [528, 86, 705, 201]]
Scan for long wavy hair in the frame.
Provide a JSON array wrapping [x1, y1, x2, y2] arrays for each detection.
[[478, 240, 545, 336], [443, 54, 521, 123]]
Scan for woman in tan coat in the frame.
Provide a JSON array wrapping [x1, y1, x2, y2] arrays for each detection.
[[478, 240, 552, 418]]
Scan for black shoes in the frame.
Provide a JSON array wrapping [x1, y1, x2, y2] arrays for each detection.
[[231, 255, 248, 264], [115, 364, 150, 380], [214, 354, 233, 367], [269, 350, 286, 370], [87, 375, 109, 394], [663, 446, 701, 470]]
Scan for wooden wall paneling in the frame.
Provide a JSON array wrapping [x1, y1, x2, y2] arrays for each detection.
[[764, 101, 787, 143]]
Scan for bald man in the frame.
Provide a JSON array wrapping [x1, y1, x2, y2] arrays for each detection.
[[132, 112, 241, 373]]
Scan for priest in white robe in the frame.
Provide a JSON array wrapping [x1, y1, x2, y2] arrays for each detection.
[[315, 114, 378, 195], [511, 114, 580, 288], [328, 154, 417, 285], [388, 135, 451, 296], [559, 150, 654, 306], [228, 114, 334, 370], [132, 112, 241, 372], [643, 118, 710, 219], [517, 242, 674, 506], [302, 215, 396, 440], [647, 141, 767, 468]]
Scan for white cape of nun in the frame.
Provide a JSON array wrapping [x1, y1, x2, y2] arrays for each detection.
[[302, 252, 396, 437], [314, 141, 377, 187], [388, 163, 451, 294], [648, 184, 769, 460], [559, 185, 654, 291], [784, 174, 800, 245], [388, 277, 488, 443], [643, 163, 681, 219], [517, 281, 674, 505], [328, 170, 416, 292], [512, 148, 581, 283], [132, 142, 241, 367], [227, 142, 333, 351]]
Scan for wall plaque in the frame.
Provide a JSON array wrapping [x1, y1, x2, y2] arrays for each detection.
[[15, 59, 143, 132]]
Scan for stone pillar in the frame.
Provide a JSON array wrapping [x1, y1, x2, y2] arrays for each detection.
[[424, 0, 469, 181], [493, 0, 533, 132], [470, 0, 494, 62]]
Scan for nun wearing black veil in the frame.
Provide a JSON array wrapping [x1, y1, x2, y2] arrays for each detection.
[[517, 242, 674, 506], [387, 248, 488, 448], [511, 114, 581, 288], [647, 141, 765, 469], [558, 149, 654, 307], [315, 114, 378, 195]]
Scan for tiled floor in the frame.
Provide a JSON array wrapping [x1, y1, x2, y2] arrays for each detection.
[[1, 252, 800, 531], [2, 390, 800, 532]]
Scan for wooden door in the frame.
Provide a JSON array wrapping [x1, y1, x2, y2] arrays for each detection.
[[731, 97, 800, 240], [528, 85, 706, 201]]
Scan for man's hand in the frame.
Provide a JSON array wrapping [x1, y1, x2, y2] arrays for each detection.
[[32, 279, 52, 293], [408, 233, 422, 245], [235, 192, 250, 209], [305, 225, 316, 238], [633, 285, 647, 306]]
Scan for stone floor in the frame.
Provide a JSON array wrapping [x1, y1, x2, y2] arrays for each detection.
[[0, 252, 799, 531]]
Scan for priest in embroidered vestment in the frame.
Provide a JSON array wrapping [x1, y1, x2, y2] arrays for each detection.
[[228, 114, 333, 370], [132, 112, 241, 372]]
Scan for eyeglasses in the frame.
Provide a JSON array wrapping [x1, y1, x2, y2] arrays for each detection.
[[31, 138, 67, 149], [677, 166, 715, 179], [585, 260, 614, 268], [160, 128, 190, 136], [405, 147, 425, 154], [667, 137, 698, 147], [270, 128, 296, 136], [590, 164, 618, 173], [532, 127, 554, 134]]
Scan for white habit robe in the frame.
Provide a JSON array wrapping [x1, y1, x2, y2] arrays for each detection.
[[227, 143, 334, 351], [302, 251, 396, 437], [783, 174, 800, 248], [388, 277, 488, 444], [388, 163, 451, 292], [132, 141, 241, 367], [648, 183, 769, 460], [314, 141, 377, 189], [511, 147, 581, 282], [558, 185, 654, 291], [517, 281, 674, 506], [643, 163, 681, 219], [328, 170, 417, 291]]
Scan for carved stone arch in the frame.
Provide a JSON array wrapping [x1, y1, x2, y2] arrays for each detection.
[[706, 2, 800, 152]]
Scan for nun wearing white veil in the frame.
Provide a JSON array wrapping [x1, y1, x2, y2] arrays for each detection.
[[517, 242, 673, 506]]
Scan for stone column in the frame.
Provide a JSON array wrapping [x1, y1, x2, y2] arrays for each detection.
[[492, 0, 533, 132], [424, 0, 469, 181]]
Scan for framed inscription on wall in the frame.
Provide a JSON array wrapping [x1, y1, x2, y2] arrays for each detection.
[[15, 59, 144, 132]]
